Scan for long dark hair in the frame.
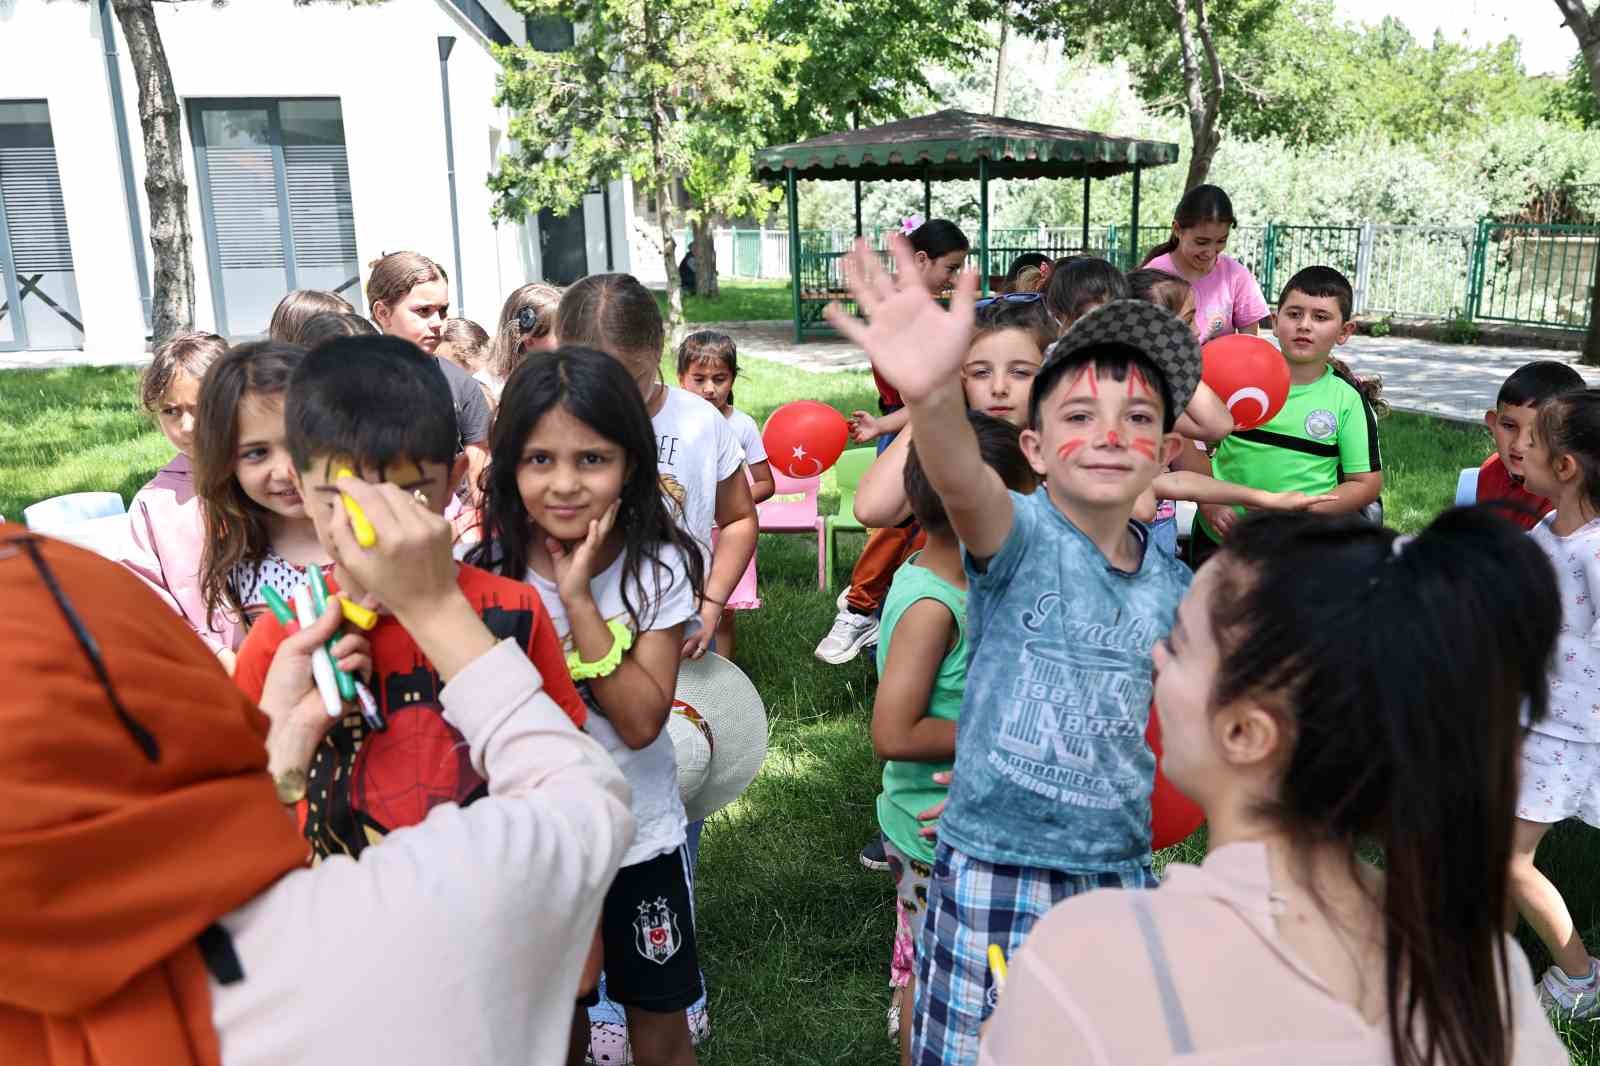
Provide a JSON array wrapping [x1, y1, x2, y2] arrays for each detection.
[[1537, 389, 1600, 517], [1209, 508, 1559, 1066], [194, 340, 307, 632], [466, 346, 705, 633], [1142, 184, 1238, 266]]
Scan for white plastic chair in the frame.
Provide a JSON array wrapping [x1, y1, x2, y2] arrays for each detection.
[[1454, 468, 1480, 507], [23, 491, 126, 532]]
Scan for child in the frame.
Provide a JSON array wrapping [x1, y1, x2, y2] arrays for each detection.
[[872, 412, 1038, 1066], [1480, 360, 1585, 529], [195, 341, 330, 638], [1142, 184, 1270, 343], [230, 335, 586, 860], [119, 331, 239, 664], [481, 281, 562, 404], [1191, 266, 1384, 569], [267, 289, 354, 345], [826, 236, 1200, 1066], [1126, 267, 1196, 331], [983, 508, 1567, 1063], [296, 311, 378, 348], [469, 346, 707, 1066], [677, 329, 774, 659], [1001, 252, 1050, 295], [436, 316, 490, 373], [1510, 388, 1600, 1017]]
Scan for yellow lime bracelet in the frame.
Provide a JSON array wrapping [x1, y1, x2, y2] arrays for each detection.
[[567, 618, 634, 680]]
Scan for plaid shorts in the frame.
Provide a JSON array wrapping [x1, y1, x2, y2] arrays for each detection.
[[911, 842, 1156, 1066]]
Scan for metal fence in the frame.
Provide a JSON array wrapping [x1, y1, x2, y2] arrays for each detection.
[[689, 221, 1599, 332]]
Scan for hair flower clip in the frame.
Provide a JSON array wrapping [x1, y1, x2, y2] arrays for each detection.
[[900, 214, 925, 236]]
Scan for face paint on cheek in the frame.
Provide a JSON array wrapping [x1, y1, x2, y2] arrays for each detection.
[[1057, 439, 1087, 461], [1130, 438, 1158, 460]]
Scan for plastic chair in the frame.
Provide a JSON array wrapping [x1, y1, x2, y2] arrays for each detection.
[[47, 513, 136, 560], [1454, 467, 1479, 507], [757, 471, 825, 588], [821, 447, 877, 591], [23, 491, 126, 533]]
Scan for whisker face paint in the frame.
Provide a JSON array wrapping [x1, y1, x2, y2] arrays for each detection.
[[1130, 438, 1158, 460], [1057, 439, 1086, 460]]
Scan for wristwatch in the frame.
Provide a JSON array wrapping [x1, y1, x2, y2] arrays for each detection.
[[273, 767, 308, 805]]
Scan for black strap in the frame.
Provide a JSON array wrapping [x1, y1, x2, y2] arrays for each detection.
[[197, 923, 244, 985], [1233, 427, 1340, 459]]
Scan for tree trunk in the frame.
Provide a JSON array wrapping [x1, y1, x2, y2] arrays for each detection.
[[1552, 1, 1600, 363], [691, 214, 719, 299], [112, 0, 194, 343], [1171, 0, 1225, 191], [992, 2, 1011, 116]]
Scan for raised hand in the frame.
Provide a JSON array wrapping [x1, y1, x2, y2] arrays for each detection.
[[824, 236, 977, 405]]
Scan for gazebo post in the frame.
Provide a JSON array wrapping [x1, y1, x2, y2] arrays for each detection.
[[922, 170, 932, 221], [979, 155, 990, 296], [854, 179, 863, 238], [1081, 174, 1091, 253], [1129, 163, 1143, 270], [786, 167, 802, 343]]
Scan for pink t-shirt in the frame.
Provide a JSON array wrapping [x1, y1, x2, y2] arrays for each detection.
[[1146, 252, 1269, 344]]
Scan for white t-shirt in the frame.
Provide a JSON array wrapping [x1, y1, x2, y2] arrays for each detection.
[[725, 407, 768, 467], [653, 387, 744, 563], [1530, 514, 1600, 743], [526, 543, 695, 865]]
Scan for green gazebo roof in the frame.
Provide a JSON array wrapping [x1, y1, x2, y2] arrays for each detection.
[[756, 109, 1179, 183]]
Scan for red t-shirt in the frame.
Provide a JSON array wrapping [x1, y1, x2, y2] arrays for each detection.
[[871, 368, 903, 413], [1477, 453, 1553, 531], [234, 564, 585, 859]]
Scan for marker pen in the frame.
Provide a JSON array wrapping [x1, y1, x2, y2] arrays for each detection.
[[292, 585, 343, 718], [333, 466, 377, 547], [307, 566, 357, 703]]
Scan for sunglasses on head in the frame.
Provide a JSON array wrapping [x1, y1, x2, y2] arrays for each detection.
[[2, 534, 159, 762], [973, 292, 1043, 310]]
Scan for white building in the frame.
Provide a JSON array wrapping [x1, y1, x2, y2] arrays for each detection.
[[0, 0, 634, 355]]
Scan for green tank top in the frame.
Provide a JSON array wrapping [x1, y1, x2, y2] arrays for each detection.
[[874, 553, 968, 866]]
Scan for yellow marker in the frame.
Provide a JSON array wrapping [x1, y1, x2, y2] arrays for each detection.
[[339, 595, 378, 631], [987, 945, 1008, 991], [333, 467, 376, 547]]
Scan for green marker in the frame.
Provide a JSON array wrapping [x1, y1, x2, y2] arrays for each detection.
[[260, 585, 296, 627], [307, 566, 357, 703]]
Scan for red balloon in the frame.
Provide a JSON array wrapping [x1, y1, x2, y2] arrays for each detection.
[[1201, 334, 1291, 431], [1147, 703, 1204, 850], [763, 401, 849, 478]]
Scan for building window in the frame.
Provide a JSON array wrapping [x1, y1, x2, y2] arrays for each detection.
[[188, 98, 360, 338], [0, 101, 82, 351], [526, 15, 575, 52]]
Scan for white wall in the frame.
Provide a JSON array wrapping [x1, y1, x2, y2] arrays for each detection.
[[0, 0, 627, 354]]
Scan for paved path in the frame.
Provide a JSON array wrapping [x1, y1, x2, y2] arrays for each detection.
[[8, 323, 1599, 424], [697, 320, 1600, 424]]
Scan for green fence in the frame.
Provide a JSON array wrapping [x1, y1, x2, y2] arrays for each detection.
[[1471, 221, 1599, 329]]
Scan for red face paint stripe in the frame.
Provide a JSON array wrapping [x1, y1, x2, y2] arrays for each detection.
[[1057, 440, 1086, 460], [1130, 438, 1158, 459]]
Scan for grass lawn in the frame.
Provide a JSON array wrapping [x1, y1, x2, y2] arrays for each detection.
[[654, 278, 793, 324], [2, 359, 1597, 1062]]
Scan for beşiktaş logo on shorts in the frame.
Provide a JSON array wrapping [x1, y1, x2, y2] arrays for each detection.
[[1304, 409, 1338, 440], [635, 897, 682, 965]]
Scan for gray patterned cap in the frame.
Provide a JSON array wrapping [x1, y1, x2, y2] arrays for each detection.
[[1034, 299, 1202, 424]]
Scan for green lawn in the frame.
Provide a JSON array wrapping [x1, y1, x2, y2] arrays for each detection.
[[2, 360, 1596, 1063], [655, 278, 793, 324]]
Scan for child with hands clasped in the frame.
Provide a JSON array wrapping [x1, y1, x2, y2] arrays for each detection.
[[1509, 388, 1600, 1018], [827, 238, 1199, 1066], [469, 347, 708, 1066], [678, 330, 774, 659]]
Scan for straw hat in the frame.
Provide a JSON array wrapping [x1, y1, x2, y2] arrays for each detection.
[[667, 652, 769, 822]]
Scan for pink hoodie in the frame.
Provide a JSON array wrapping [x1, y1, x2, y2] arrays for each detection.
[[118, 454, 240, 653]]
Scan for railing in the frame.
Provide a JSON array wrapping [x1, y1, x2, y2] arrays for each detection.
[[1472, 222, 1599, 329]]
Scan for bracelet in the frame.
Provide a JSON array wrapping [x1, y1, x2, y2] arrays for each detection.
[[566, 618, 634, 681]]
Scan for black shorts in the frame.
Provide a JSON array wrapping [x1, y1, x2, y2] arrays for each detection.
[[591, 846, 702, 1013]]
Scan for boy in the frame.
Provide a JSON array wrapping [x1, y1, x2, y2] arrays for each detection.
[[826, 241, 1201, 1066], [232, 336, 586, 859], [1479, 360, 1585, 529], [871, 413, 1038, 1066], [1190, 266, 1382, 568]]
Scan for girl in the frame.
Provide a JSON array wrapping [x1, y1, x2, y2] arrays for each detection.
[[1126, 267, 1197, 331], [119, 330, 239, 666], [1510, 388, 1600, 1017], [1141, 184, 1270, 344], [480, 281, 562, 404], [295, 310, 378, 348], [467, 347, 707, 1066], [677, 329, 774, 660], [194, 340, 329, 638], [367, 252, 491, 500], [436, 316, 490, 373], [982, 508, 1567, 1064], [267, 289, 354, 345]]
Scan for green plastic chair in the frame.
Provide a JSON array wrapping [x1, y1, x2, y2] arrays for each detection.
[[821, 447, 878, 590]]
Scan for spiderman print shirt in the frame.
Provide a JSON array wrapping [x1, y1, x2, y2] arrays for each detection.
[[234, 563, 586, 859]]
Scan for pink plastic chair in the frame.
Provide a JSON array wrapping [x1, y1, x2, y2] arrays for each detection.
[[757, 470, 825, 588]]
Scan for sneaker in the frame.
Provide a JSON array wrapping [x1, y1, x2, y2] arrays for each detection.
[[886, 986, 904, 1042], [815, 608, 879, 665], [837, 585, 852, 611], [860, 833, 890, 872], [1539, 959, 1600, 1021]]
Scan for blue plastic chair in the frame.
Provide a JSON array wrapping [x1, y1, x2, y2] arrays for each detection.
[[23, 491, 125, 532]]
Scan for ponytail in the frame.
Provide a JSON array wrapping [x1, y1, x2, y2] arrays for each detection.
[[1210, 508, 1559, 1066], [1145, 184, 1238, 266], [1330, 357, 1388, 418]]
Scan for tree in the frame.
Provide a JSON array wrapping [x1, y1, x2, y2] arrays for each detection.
[[1553, 0, 1600, 364], [110, 0, 195, 344], [1548, 51, 1600, 128], [492, 0, 801, 333]]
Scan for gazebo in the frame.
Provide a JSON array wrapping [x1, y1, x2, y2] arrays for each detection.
[[755, 109, 1180, 340]]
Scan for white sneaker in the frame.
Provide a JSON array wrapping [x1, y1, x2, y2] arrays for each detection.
[[836, 585, 852, 611], [1539, 958, 1600, 1021], [814, 608, 879, 664]]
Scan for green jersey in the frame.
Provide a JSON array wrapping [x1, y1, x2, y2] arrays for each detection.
[[1199, 366, 1381, 540]]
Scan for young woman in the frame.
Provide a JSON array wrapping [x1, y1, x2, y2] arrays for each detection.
[[1142, 184, 1269, 344]]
